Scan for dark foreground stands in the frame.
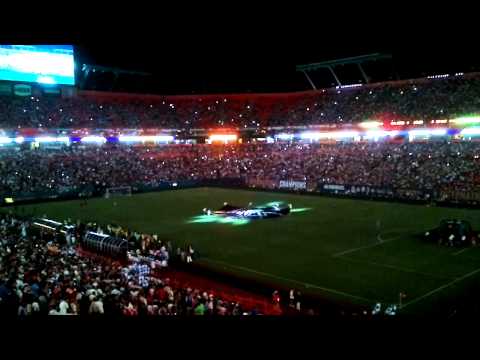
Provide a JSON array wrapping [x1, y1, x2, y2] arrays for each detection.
[[0, 213, 279, 316]]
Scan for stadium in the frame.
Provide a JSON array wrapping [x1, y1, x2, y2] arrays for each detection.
[[2, 41, 480, 319]]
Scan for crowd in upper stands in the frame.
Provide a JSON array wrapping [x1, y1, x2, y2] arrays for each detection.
[[1, 73, 480, 130], [0, 212, 264, 316], [1, 141, 479, 203]]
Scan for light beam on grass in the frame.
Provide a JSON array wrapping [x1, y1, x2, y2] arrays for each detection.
[[187, 214, 250, 226], [290, 207, 312, 213]]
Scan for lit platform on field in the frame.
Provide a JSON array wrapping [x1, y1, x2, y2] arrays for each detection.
[[187, 201, 312, 226]]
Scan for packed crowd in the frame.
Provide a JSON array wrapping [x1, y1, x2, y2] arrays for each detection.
[[6, 73, 479, 317], [0, 212, 261, 316], [1, 73, 480, 130], [1, 141, 479, 203]]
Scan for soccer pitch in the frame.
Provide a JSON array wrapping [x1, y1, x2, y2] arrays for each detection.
[[12, 187, 480, 315]]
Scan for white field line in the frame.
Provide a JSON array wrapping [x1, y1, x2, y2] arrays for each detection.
[[332, 234, 403, 257], [337, 256, 454, 280], [453, 247, 473, 256], [201, 258, 373, 303], [455, 255, 480, 262], [401, 267, 480, 309]]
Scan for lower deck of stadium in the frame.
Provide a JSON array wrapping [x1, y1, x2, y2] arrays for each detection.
[[11, 187, 480, 315]]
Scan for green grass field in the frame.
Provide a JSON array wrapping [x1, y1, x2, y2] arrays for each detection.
[[11, 187, 480, 315]]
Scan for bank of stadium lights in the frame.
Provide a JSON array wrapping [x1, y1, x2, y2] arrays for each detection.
[[364, 130, 399, 140], [408, 129, 448, 141], [359, 121, 382, 129], [81, 136, 106, 144], [300, 131, 359, 140], [118, 135, 174, 143], [335, 83, 363, 89], [450, 116, 480, 125], [460, 127, 480, 136], [208, 134, 238, 143], [275, 133, 294, 141], [427, 74, 450, 79], [35, 136, 70, 143]]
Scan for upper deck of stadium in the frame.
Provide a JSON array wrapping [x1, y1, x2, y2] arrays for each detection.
[[0, 71, 479, 134]]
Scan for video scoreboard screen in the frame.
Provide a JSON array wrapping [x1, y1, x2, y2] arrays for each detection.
[[0, 45, 75, 85]]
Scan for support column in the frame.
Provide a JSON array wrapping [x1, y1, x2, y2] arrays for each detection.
[[302, 71, 317, 90], [328, 66, 342, 86], [357, 63, 370, 83]]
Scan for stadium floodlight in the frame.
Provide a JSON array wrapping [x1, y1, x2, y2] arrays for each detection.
[[330, 131, 359, 139], [150, 135, 174, 142], [119, 135, 174, 143], [430, 128, 448, 136], [359, 121, 382, 129], [365, 130, 399, 139], [208, 134, 237, 143], [336, 83, 363, 89], [409, 128, 447, 137], [0, 136, 13, 144], [120, 135, 141, 142], [275, 133, 294, 140], [461, 127, 480, 136], [300, 131, 329, 140], [34, 136, 70, 143], [408, 129, 430, 137], [300, 131, 358, 140], [451, 116, 480, 125], [81, 135, 106, 143]]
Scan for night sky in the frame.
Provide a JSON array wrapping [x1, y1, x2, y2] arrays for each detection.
[[1, 7, 478, 95]]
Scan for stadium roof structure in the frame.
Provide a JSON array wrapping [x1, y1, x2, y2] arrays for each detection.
[[79, 64, 151, 89], [296, 53, 392, 89]]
